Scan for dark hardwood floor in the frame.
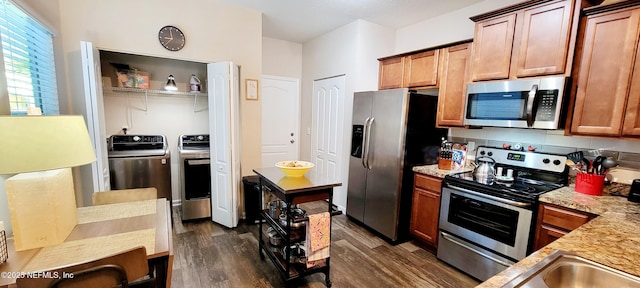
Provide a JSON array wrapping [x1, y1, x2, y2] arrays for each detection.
[[170, 202, 479, 288]]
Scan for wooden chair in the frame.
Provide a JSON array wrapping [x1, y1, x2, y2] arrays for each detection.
[[92, 188, 158, 206], [16, 246, 154, 288]]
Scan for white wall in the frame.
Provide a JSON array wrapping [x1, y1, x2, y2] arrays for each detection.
[[301, 19, 395, 209], [262, 37, 303, 78]]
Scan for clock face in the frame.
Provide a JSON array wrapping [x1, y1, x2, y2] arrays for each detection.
[[158, 25, 185, 51]]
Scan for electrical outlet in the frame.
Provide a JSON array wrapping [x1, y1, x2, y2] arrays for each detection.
[[467, 141, 476, 152]]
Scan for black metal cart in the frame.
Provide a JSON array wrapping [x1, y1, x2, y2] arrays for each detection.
[[253, 167, 342, 287]]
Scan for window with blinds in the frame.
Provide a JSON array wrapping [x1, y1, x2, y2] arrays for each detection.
[[0, 0, 58, 115]]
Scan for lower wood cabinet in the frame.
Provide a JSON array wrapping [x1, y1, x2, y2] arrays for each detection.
[[533, 203, 596, 251], [410, 173, 443, 249]]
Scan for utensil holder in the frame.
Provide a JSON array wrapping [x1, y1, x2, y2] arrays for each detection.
[[575, 173, 605, 196]]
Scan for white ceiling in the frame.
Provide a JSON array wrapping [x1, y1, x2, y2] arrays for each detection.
[[217, 0, 485, 43]]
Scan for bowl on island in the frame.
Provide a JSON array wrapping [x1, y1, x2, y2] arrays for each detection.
[[275, 161, 314, 177]]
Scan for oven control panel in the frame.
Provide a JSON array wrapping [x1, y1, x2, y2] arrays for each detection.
[[180, 134, 210, 149], [476, 146, 566, 173]]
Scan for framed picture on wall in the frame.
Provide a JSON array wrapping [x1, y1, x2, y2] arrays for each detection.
[[246, 79, 258, 100]]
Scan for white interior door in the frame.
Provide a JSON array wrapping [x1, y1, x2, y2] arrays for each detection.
[[208, 61, 240, 228], [311, 75, 345, 191], [261, 75, 299, 166], [80, 41, 110, 200]]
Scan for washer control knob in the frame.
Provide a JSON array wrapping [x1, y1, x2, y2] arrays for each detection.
[[553, 159, 562, 165], [197, 135, 204, 141], [133, 136, 141, 142], [487, 152, 493, 157], [543, 158, 550, 164], [480, 150, 486, 156]]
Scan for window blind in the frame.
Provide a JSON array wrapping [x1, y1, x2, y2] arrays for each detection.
[[0, 0, 58, 115]]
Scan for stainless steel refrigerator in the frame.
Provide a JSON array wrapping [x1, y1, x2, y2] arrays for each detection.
[[346, 88, 447, 242]]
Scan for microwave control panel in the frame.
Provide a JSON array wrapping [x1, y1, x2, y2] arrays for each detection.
[[535, 90, 559, 121]]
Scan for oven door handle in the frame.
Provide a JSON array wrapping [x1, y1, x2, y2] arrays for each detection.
[[445, 183, 532, 208], [440, 231, 513, 267], [187, 159, 210, 165]]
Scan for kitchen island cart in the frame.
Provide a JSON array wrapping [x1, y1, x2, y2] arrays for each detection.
[[253, 167, 341, 287]]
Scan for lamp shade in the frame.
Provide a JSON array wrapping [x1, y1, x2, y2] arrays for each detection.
[[0, 115, 96, 174]]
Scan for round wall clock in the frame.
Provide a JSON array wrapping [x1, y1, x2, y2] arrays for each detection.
[[158, 25, 185, 51]]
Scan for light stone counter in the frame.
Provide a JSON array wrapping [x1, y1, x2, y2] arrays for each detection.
[[478, 186, 640, 287], [413, 163, 640, 287], [412, 164, 473, 178]]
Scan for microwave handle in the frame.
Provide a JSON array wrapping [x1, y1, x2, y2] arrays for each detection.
[[526, 84, 539, 127]]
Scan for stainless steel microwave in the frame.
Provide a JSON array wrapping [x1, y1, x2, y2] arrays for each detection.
[[464, 76, 568, 129]]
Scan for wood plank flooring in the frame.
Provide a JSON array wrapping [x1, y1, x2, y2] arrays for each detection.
[[170, 203, 479, 288]]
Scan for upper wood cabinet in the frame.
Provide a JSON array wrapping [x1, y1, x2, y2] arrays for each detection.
[[470, 0, 586, 81], [471, 14, 516, 81], [378, 40, 472, 127], [404, 50, 441, 87], [569, 3, 640, 137], [378, 40, 472, 90], [378, 49, 440, 90], [437, 42, 472, 127], [378, 57, 405, 90]]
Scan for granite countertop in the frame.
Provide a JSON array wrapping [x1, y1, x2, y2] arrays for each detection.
[[412, 163, 473, 178], [413, 164, 640, 287], [478, 186, 640, 287]]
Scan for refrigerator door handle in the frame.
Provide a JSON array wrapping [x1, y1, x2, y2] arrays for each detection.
[[364, 117, 375, 169], [362, 117, 370, 169]]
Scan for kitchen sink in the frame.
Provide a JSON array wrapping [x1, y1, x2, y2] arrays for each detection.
[[502, 250, 640, 288]]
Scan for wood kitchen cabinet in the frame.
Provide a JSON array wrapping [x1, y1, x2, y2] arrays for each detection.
[[378, 40, 472, 91], [437, 42, 472, 127], [378, 56, 405, 90], [569, 2, 640, 137], [378, 51, 439, 90], [404, 50, 440, 88], [533, 203, 595, 251], [470, 0, 586, 81], [410, 173, 442, 249]]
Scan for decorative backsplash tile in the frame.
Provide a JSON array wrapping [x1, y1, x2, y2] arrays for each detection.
[[447, 137, 640, 172]]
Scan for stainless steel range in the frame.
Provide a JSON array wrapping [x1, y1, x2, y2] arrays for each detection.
[[179, 134, 211, 221], [437, 146, 568, 281]]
